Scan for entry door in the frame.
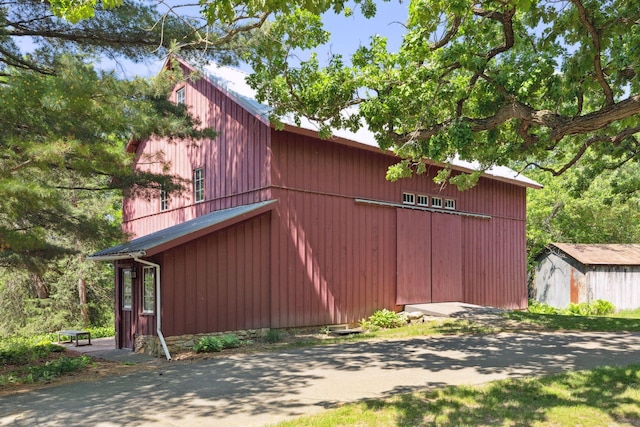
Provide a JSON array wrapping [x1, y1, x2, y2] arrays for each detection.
[[396, 209, 432, 304], [431, 214, 463, 302], [118, 268, 135, 349], [396, 209, 463, 305]]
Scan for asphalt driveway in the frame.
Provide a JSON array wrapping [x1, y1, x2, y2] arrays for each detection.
[[2, 331, 640, 426]]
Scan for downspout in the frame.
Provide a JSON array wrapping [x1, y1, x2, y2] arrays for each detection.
[[134, 257, 171, 361]]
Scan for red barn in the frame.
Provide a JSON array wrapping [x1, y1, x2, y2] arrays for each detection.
[[90, 58, 541, 357]]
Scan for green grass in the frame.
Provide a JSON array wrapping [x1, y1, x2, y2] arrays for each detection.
[[270, 320, 496, 351], [276, 365, 640, 426], [504, 311, 640, 332], [610, 308, 640, 319]]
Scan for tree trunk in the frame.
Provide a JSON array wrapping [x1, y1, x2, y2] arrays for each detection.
[[78, 277, 89, 326], [32, 274, 49, 299]]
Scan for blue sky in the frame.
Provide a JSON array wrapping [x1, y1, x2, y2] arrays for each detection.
[[101, 1, 409, 78], [317, 1, 408, 61]]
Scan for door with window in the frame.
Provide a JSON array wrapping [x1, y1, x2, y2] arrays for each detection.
[[119, 268, 135, 349]]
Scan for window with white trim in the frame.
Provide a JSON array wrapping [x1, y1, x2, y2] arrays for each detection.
[[160, 190, 168, 211], [122, 269, 132, 310], [417, 195, 429, 206], [142, 267, 155, 314], [402, 192, 415, 205], [193, 167, 204, 203], [176, 87, 185, 105], [444, 199, 456, 210], [431, 197, 443, 208]]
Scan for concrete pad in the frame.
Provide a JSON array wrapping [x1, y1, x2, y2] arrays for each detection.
[[405, 302, 504, 318], [59, 337, 160, 365]]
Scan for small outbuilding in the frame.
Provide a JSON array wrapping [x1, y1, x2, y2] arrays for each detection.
[[534, 243, 640, 310]]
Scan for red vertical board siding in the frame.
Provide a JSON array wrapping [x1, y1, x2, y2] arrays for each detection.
[[160, 214, 271, 336], [431, 213, 463, 302], [268, 129, 528, 328], [269, 186, 397, 327], [122, 72, 272, 238], [396, 209, 432, 304], [122, 63, 530, 339], [195, 239, 208, 331]]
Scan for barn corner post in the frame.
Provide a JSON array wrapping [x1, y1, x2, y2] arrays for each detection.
[[134, 257, 171, 361]]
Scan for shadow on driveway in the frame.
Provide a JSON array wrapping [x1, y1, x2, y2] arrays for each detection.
[[2, 331, 640, 426]]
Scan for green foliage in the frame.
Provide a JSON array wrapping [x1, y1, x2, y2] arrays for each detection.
[[528, 300, 616, 317], [526, 163, 640, 270], [48, 0, 124, 23], [0, 0, 266, 336], [86, 326, 116, 339], [568, 300, 616, 317], [0, 337, 63, 365], [0, 262, 115, 337], [0, 355, 92, 386], [0, 56, 217, 268], [193, 334, 242, 352], [2, 1, 252, 74], [220, 333, 241, 349], [264, 329, 283, 344], [239, 0, 640, 187], [361, 309, 407, 330], [193, 336, 224, 352], [527, 300, 559, 315]]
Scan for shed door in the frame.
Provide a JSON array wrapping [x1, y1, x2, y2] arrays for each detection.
[[396, 209, 432, 304], [396, 209, 463, 305]]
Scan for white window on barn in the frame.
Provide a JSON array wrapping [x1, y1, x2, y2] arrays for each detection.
[[142, 267, 155, 314], [417, 195, 429, 207], [160, 190, 168, 211], [193, 167, 204, 203], [402, 192, 415, 205], [444, 199, 456, 210], [431, 197, 443, 208], [176, 87, 185, 105], [122, 269, 132, 310]]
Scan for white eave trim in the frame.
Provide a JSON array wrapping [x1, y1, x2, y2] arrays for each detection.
[[87, 251, 147, 262]]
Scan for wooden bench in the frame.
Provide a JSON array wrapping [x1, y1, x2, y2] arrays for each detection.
[[58, 330, 91, 347]]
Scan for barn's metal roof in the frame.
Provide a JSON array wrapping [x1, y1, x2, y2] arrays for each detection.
[[89, 200, 276, 261], [201, 63, 542, 189], [551, 243, 640, 266]]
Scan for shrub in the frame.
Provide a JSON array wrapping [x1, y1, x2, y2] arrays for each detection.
[[361, 309, 407, 330], [87, 326, 116, 339], [528, 300, 560, 315], [193, 336, 223, 353], [566, 300, 615, 316], [264, 329, 282, 343], [193, 334, 242, 353], [0, 337, 63, 365], [0, 355, 91, 386], [591, 299, 615, 315], [529, 299, 615, 316], [220, 334, 241, 349]]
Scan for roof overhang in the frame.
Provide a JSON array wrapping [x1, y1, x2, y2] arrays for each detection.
[[89, 200, 277, 262], [549, 242, 640, 266]]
